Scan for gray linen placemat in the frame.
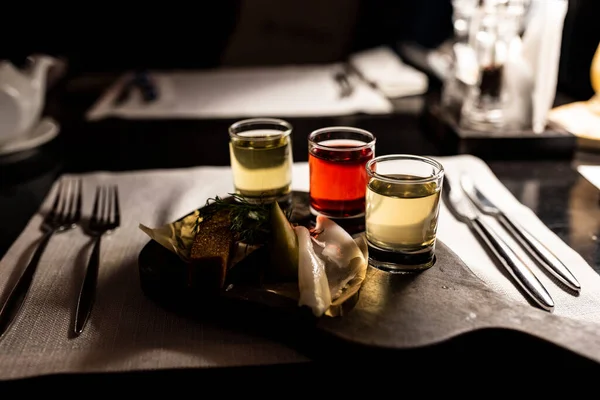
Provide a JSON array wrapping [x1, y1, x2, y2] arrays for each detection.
[[0, 166, 309, 380], [1, 156, 600, 380]]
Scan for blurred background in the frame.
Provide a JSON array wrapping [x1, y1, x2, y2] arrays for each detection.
[[0, 0, 596, 100]]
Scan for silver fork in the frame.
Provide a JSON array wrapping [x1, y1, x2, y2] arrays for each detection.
[[74, 185, 120, 336], [0, 179, 82, 338]]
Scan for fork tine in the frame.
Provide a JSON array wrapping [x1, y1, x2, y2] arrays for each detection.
[[101, 186, 108, 224], [104, 186, 110, 224], [106, 186, 114, 225], [113, 185, 120, 227], [66, 180, 77, 222], [57, 180, 71, 224], [47, 181, 63, 220], [91, 186, 101, 223], [73, 178, 83, 222]]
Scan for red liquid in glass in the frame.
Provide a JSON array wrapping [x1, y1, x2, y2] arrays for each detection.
[[309, 142, 374, 217]]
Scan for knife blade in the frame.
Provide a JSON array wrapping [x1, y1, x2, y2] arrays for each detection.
[[460, 175, 581, 292], [444, 175, 555, 311]]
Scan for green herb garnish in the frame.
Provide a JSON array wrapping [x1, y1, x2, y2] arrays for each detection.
[[194, 194, 272, 244]]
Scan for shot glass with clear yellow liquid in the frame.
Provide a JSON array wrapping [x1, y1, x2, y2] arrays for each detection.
[[229, 118, 293, 204], [365, 155, 444, 272]]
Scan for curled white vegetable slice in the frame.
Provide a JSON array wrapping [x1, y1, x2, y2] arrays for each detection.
[[294, 225, 332, 317], [312, 215, 367, 299]]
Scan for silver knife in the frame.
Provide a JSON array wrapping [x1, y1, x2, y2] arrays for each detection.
[[444, 175, 555, 311], [460, 175, 581, 292]]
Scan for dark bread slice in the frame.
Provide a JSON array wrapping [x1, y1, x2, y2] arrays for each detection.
[[188, 208, 235, 292]]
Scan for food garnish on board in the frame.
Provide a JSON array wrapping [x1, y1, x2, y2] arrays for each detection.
[[139, 194, 367, 317]]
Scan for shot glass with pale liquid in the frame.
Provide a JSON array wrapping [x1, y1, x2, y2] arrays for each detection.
[[365, 155, 444, 272], [229, 118, 293, 204]]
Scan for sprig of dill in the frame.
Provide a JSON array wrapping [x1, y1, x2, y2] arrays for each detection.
[[194, 194, 272, 244]]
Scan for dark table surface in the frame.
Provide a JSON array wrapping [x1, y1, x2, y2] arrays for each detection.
[[2, 74, 600, 385]]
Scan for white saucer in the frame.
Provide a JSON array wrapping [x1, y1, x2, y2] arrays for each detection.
[[0, 117, 60, 156]]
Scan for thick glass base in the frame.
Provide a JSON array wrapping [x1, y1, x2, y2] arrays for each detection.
[[367, 241, 436, 273], [308, 195, 365, 219], [234, 186, 291, 205], [309, 204, 365, 220]]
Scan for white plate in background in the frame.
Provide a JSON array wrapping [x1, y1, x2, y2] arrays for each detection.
[[0, 117, 59, 156]]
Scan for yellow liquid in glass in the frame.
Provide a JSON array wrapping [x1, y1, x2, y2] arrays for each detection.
[[365, 176, 441, 253], [229, 130, 293, 200]]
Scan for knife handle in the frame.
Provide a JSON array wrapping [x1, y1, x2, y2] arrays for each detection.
[[470, 217, 555, 311], [497, 214, 581, 292]]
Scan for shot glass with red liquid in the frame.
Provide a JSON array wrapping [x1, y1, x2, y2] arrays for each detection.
[[308, 127, 376, 218]]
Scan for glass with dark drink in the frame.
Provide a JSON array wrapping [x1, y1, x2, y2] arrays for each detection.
[[308, 127, 376, 218]]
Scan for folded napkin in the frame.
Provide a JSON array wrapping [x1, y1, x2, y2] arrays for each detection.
[[1, 155, 599, 380], [85, 65, 393, 121], [349, 46, 429, 99], [436, 155, 600, 323]]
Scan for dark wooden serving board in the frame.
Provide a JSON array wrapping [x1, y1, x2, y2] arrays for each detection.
[[138, 191, 600, 365]]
